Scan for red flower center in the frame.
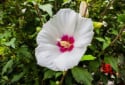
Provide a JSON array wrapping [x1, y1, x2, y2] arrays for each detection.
[[57, 35, 75, 52]]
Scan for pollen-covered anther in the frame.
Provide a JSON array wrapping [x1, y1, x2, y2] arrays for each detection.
[[57, 35, 75, 52], [60, 41, 71, 48]]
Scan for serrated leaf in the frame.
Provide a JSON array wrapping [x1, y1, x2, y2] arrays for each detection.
[[104, 56, 118, 72], [11, 72, 25, 82], [39, 4, 53, 16], [81, 55, 96, 61], [71, 67, 93, 85], [2, 59, 13, 75], [43, 70, 55, 80]]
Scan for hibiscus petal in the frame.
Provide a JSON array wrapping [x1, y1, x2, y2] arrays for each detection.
[[35, 8, 94, 71], [37, 9, 78, 45], [75, 31, 94, 47], [53, 47, 86, 71], [36, 23, 60, 45], [51, 9, 78, 36], [74, 16, 94, 47], [35, 44, 60, 70]]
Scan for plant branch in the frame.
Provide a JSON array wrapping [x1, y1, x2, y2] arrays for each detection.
[[110, 26, 125, 46], [59, 71, 68, 85], [34, 4, 43, 26], [100, 0, 115, 21], [98, 26, 125, 57]]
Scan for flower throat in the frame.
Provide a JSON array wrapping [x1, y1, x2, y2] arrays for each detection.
[[57, 35, 75, 52]]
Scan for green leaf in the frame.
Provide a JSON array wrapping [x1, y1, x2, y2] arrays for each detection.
[[50, 80, 57, 85], [63, 0, 70, 3], [104, 56, 118, 72], [3, 30, 12, 38], [88, 61, 100, 72], [96, 37, 105, 42], [16, 45, 32, 59], [118, 14, 125, 22], [65, 73, 73, 85], [11, 72, 25, 82], [2, 59, 13, 75], [96, 37, 111, 50], [4, 38, 16, 48], [102, 37, 111, 50], [55, 72, 62, 78], [0, 46, 5, 55], [63, 0, 71, 5], [39, 4, 53, 16], [43, 70, 55, 80], [71, 67, 93, 85], [81, 55, 96, 61], [2, 76, 9, 81]]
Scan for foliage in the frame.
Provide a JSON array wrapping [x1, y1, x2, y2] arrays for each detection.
[[0, 0, 125, 85]]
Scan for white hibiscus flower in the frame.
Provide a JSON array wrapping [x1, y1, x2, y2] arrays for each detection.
[[35, 8, 94, 71]]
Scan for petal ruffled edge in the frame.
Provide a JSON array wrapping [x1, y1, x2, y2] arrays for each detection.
[[74, 16, 94, 48], [52, 47, 87, 71]]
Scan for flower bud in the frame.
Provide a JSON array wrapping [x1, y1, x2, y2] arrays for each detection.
[[36, 26, 41, 32], [93, 22, 103, 29], [56, 81, 60, 85], [79, 1, 89, 17]]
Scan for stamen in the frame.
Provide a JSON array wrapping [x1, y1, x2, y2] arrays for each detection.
[[60, 41, 71, 48], [57, 35, 75, 52]]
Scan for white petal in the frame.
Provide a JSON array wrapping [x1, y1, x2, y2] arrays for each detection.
[[35, 44, 61, 70], [53, 47, 87, 71], [74, 16, 94, 47], [37, 9, 78, 45], [35, 9, 94, 71], [46, 9, 78, 36]]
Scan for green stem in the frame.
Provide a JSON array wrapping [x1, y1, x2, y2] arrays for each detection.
[[59, 71, 68, 85]]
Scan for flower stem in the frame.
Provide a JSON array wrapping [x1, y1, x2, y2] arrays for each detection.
[[59, 71, 68, 85]]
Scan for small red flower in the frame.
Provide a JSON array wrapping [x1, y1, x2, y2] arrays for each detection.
[[100, 63, 113, 75]]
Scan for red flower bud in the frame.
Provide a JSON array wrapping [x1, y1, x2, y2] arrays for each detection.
[[100, 63, 113, 75]]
